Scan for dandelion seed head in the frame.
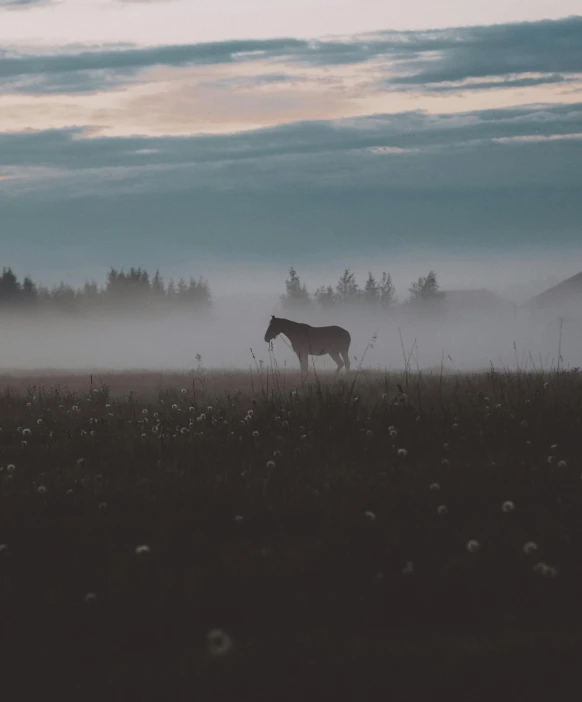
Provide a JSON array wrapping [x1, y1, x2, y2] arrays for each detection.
[[135, 544, 151, 555], [389, 430, 398, 439], [252, 430, 259, 438], [429, 482, 440, 491], [523, 541, 538, 554], [557, 460, 567, 468], [6, 464, 15, 473], [466, 539, 480, 553], [366, 429, 373, 437], [98, 502, 107, 509], [364, 510, 376, 521], [397, 448, 408, 457], [76, 458, 85, 467], [543, 382, 549, 389], [437, 504, 448, 515], [402, 561, 414, 575], [207, 629, 234, 657], [547, 456, 556, 464], [36, 485, 47, 494], [36, 419, 43, 425], [441, 458, 450, 466], [234, 515, 243, 523], [266, 460, 276, 469], [84, 592, 97, 603], [171, 404, 178, 410], [501, 501, 515, 513], [181, 388, 187, 394]]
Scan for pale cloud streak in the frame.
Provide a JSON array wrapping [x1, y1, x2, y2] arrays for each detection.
[[0, 17, 580, 136]]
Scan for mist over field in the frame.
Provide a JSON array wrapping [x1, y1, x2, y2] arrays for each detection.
[[0, 272, 580, 372]]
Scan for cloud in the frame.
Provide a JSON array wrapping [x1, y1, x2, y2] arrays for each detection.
[[0, 0, 54, 7], [0, 16, 580, 96]]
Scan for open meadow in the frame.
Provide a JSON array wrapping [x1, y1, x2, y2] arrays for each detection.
[[1, 367, 582, 701]]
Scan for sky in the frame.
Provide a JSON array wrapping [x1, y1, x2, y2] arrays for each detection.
[[1, 0, 581, 300]]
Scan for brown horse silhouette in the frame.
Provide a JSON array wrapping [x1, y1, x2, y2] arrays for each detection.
[[264, 315, 351, 374]]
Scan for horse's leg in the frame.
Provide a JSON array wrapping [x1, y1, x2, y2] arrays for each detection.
[[340, 347, 351, 371], [329, 351, 344, 373], [296, 350, 308, 376]]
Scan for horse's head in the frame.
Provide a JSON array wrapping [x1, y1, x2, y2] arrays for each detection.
[[264, 315, 283, 343]]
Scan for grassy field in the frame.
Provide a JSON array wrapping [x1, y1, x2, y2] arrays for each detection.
[[1, 367, 582, 701]]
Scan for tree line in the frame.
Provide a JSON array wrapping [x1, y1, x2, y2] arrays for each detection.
[[280, 267, 442, 312], [0, 267, 212, 313]]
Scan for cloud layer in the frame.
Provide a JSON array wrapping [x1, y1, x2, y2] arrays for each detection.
[[0, 16, 580, 96]]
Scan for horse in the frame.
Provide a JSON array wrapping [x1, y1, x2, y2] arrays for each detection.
[[264, 315, 351, 374]]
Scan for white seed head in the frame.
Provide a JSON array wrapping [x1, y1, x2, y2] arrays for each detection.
[[6, 464, 15, 473], [429, 482, 440, 491], [266, 460, 276, 468], [364, 510, 377, 521], [557, 460, 567, 468], [135, 544, 151, 555], [523, 541, 539, 554], [85, 592, 97, 603], [207, 629, 234, 657], [397, 448, 408, 457], [437, 504, 448, 515], [466, 539, 480, 553], [501, 501, 515, 513]]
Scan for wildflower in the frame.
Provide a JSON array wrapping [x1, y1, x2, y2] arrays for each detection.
[[84, 592, 97, 603], [252, 430, 259, 438], [207, 406, 213, 412], [207, 629, 234, 657], [364, 510, 376, 521], [180, 427, 189, 435], [557, 460, 567, 468], [37, 485, 47, 494], [466, 539, 480, 553], [389, 430, 398, 439], [501, 501, 515, 513], [135, 544, 151, 555], [26, 402, 32, 408], [247, 409, 254, 417], [72, 406, 79, 412], [437, 505, 448, 515], [402, 561, 414, 575], [171, 404, 178, 410], [429, 482, 440, 491], [397, 448, 408, 457], [523, 541, 539, 555], [36, 419, 43, 425], [22, 428, 32, 436], [6, 464, 16, 473], [266, 460, 276, 468], [142, 409, 148, 415], [533, 561, 550, 575], [181, 388, 187, 394]]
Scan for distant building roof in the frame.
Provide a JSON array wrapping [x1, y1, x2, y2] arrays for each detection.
[[525, 271, 582, 310]]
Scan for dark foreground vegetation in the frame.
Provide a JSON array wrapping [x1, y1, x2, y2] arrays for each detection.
[[1, 368, 582, 701]]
